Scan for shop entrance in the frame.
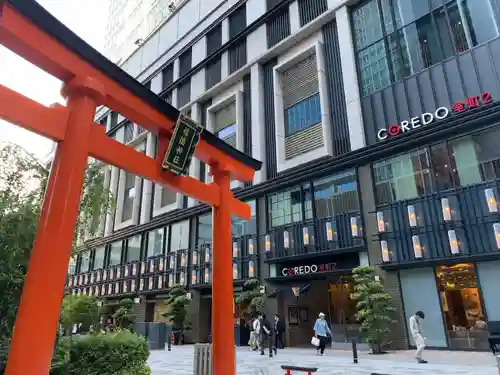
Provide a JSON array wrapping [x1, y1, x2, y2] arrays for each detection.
[[327, 276, 363, 343], [436, 263, 489, 350]]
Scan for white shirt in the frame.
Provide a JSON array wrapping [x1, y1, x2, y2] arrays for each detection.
[[409, 315, 423, 335], [253, 319, 261, 334]]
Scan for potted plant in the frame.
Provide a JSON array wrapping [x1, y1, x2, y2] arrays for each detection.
[[235, 279, 267, 346], [351, 266, 396, 354], [162, 285, 191, 345]]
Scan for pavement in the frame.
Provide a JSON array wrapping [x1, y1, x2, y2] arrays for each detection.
[[147, 345, 499, 375]]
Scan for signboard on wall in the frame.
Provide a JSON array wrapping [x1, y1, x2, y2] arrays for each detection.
[[162, 114, 203, 176], [276, 253, 360, 278], [376, 92, 493, 141]]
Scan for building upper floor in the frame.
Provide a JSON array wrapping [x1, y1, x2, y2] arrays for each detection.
[[80, 0, 500, 278]]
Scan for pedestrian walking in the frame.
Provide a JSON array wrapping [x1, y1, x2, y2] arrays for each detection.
[[313, 312, 331, 356], [248, 316, 259, 350], [409, 311, 427, 363], [274, 314, 285, 349], [259, 314, 272, 356]]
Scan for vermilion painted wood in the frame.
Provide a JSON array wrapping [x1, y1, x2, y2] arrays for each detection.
[[0, 4, 255, 375]]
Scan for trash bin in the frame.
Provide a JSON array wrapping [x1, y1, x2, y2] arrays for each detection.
[[147, 323, 166, 350], [193, 344, 236, 375]]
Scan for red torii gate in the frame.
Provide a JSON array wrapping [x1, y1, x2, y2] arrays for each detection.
[[0, 1, 261, 374]]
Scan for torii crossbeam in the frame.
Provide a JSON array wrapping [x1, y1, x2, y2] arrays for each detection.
[[0, 1, 262, 375]]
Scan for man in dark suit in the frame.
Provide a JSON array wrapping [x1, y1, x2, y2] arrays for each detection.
[[274, 314, 285, 349]]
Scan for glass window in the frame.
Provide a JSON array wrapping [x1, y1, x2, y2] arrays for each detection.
[[450, 127, 500, 186], [232, 200, 257, 236], [430, 143, 454, 191], [217, 124, 236, 139], [80, 252, 90, 273], [123, 121, 134, 143], [147, 228, 166, 257], [170, 220, 189, 251], [127, 235, 142, 262], [313, 171, 359, 218], [198, 214, 212, 246], [353, 0, 384, 50], [122, 172, 135, 221], [373, 149, 433, 204], [353, 0, 499, 96], [161, 187, 177, 207], [93, 247, 105, 270], [285, 93, 322, 135], [268, 185, 312, 227], [109, 242, 122, 266]]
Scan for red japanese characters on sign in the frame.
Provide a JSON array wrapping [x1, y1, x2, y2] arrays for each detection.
[[377, 92, 493, 141]]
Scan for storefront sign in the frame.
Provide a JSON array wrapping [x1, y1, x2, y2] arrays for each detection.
[[376, 92, 493, 141], [281, 262, 337, 276]]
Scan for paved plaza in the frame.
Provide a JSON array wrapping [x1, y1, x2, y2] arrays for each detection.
[[148, 345, 499, 375]]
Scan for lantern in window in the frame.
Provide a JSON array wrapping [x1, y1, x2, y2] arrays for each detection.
[[139, 279, 144, 291], [448, 230, 459, 255], [248, 261, 255, 278], [159, 258, 164, 271], [116, 267, 121, 279], [283, 231, 290, 248], [181, 253, 186, 267], [204, 268, 210, 283], [107, 283, 113, 294], [180, 272, 186, 286], [123, 282, 128, 293], [168, 274, 174, 287], [381, 241, 390, 263], [192, 251, 198, 265], [169, 254, 176, 269], [248, 239, 254, 255], [149, 259, 155, 273], [148, 277, 153, 290], [132, 264, 137, 275], [124, 266, 129, 277], [232, 263, 238, 280], [351, 217, 358, 237], [131, 279, 136, 291], [192, 270, 197, 284], [103, 270, 107, 281], [141, 261, 146, 274], [265, 235, 271, 252], [114, 282, 119, 293], [485, 189, 498, 213], [158, 275, 163, 289], [441, 198, 451, 221], [412, 235, 423, 259], [232, 242, 239, 258], [494, 223, 500, 249], [376, 212, 385, 233], [205, 248, 210, 263]]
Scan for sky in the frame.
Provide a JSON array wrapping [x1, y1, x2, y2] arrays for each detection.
[[0, 0, 109, 159]]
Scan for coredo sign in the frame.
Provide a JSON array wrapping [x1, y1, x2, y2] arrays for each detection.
[[281, 262, 337, 276], [377, 92, 493, 141]]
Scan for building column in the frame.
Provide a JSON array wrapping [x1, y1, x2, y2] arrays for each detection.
[[140, 133, 155, 224], [289, 1, 301, 33], [335, 6, 366, 151], [250, 64, 266, 184], [358, 164, 408, 349], [98, 166, 111, 236]]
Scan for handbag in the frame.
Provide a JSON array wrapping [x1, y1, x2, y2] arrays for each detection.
[[311, 337, 320, 347]]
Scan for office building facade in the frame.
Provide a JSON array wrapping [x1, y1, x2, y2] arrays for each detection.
[[68, 0, 500, 350]]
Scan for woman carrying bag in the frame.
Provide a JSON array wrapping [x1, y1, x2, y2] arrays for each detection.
[[313, 312, 331, 356]]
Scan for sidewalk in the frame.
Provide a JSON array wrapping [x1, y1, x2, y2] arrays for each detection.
[[148, 345, 499, 375]]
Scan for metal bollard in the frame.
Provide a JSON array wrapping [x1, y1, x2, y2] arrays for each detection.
[[352, 339, 358, 364], [166, 323, 173, 351], [496, 355, 500, 375]]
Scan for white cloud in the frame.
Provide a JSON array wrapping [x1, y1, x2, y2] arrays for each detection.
[[0, 0, 109, 159]]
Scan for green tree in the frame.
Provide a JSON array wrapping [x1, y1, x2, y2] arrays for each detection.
[[112, 298, 136, 330], [162, 285, 191, 332], [0, 143, 113, 368], [351, 265, 397, 354], [235, 279, 267, 318], [60, 294, 101, 335]]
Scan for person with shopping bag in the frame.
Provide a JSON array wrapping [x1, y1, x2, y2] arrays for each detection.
[[313, 312, 331, 356]]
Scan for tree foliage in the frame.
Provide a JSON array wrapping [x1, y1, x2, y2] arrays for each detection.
[[162, 286, 191, 331], [351, 266, 397, 354], [0, 143, 113, 369], [112, 299, 136, 330], [60, 294, 101, 334], [235, 278, 267, 318]]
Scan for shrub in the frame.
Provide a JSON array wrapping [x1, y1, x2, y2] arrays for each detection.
[[50, 330, 150, 375]]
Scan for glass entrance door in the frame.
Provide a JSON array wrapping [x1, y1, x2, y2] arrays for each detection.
[[327, 276, 362, 343]]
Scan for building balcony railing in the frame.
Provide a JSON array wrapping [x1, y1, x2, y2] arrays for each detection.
[[191, 234, 260, 287], [265, 213, 365, 261], [375, 181, 500, 265]]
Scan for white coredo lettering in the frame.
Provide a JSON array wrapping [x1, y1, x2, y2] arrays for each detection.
[[281, 264, 318, 276], [376, 107, 450, 140]]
